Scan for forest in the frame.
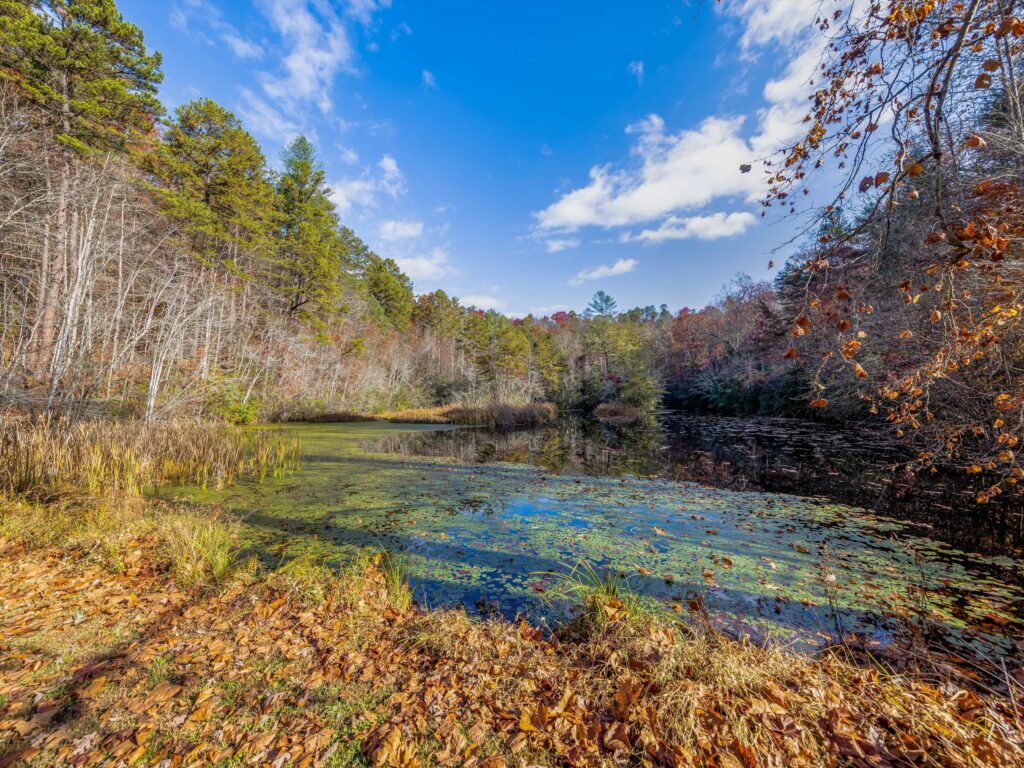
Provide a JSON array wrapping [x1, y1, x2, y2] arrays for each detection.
[[1, 1, 1024, 767]]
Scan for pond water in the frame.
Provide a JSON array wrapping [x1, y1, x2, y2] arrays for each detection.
[[175, 419, 1024, 664]]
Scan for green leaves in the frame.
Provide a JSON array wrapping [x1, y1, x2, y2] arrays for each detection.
[[0, 0, 163, 156]]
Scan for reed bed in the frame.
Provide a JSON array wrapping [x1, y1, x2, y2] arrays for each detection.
[[306, 402, 559, 429], [0, 416, 300, 499]]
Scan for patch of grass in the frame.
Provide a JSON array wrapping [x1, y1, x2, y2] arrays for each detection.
[[267, 551, 338, 604], [303, 402, 559, 429], [0, 416, 299, 499], [546, 559, 655, 634], [161, 512, 239, 587], [374, 550, 412, 613]]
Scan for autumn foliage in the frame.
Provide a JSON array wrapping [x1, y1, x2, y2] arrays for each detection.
[[0, 534, 1022, 767], [747, 0, 1024, 499]]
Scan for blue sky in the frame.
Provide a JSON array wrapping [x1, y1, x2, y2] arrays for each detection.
[[121, 0, 830, 316]]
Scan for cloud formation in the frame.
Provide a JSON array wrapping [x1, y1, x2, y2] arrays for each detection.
[[395, 248, 452, 283], [545, 238, 579, 253], [256, 0, 355, 114], [536, 115, 760, 232], [379, 220, 424, 241], [628, 211, 756, 243], [535, 0, 840, 246], [628, 60, 644, 84], [569, 258, 637, 286], [330, 155, 407, 216], [461, 295, 507, 311]]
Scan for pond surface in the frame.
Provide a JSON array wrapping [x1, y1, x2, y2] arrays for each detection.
[[175, 420, 1024, 664]]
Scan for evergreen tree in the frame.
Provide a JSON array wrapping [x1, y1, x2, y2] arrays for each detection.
[[153, 98, 276, 277], [0, 0, 163, 154], [274, 136, 342, 322], [365, 256, 414, 329], [585, 290, 617, 317]]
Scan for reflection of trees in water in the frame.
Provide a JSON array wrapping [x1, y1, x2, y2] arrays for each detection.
[[368, 414, 1024, 557]]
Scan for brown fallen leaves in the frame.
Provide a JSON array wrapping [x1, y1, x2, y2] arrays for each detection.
[[0, 537, 1022, 768]]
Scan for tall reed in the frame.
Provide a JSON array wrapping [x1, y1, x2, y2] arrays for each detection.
[[0, 416, 300, 499]]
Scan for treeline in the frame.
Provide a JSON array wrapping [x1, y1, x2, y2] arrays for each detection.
[[0, 0, 666, 422]]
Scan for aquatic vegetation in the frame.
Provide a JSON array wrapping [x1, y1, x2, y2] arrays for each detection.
[[172, 422, 1024, 665], [0, 416, 299, 497], [544, 560, 655, 632]]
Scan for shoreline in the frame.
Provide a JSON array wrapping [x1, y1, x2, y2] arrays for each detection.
[[1, 530, 1022, 767]]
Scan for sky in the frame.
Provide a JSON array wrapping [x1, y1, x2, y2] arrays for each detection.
[[119, 0, 839, 317]]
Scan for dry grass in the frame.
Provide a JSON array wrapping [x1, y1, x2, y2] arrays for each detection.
[[594, 402, 648, 425], [0, 416, 299, 498], [0, 537, 1020, 767], [0, 415, 301, 589], [307, 402, 560, 428]]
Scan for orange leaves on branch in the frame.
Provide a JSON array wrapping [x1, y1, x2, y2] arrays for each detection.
[[965, 134, 987, 149], [810, 398, 829, 408], [840, 339, 861, 359], [907, 162, 925, 177], [975, 73, 993, 89]]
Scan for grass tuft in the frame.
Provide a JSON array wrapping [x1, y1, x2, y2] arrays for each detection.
[[162, 512, 239, 587]]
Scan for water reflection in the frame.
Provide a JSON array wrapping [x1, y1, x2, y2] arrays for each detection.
[[367, 412, 1024, 558]]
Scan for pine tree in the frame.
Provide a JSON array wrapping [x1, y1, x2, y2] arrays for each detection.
[[152, 98, 275, 277], [273, 136, 342, 322], [365, 256, 414, 329], [0, 0, 163, 377]]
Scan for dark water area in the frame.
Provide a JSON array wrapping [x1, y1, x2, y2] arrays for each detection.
[[367, 411, 1024, 559]]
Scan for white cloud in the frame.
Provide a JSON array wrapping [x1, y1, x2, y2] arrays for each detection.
[[171, 1, 265, 61], [222, 32, 264, 59], [339, 146, 360, 164], [628, 211, 757, 243], [236, 87, 301, 142], [535, 1, 851, 241], [379, 220, 424, 241], [345, 0, 392, 25], [545, 238, 579, 253], [628, 60, 644, 84], [728, 0, 824, 51], [396, 248, 452, 283], [462, 294, 507, 311], [256, 0, 355, 114], [330, 155, 406, 215], [536, 115, 761, 231], [569, 258, 637, 286], [422, 69, 437, 88]]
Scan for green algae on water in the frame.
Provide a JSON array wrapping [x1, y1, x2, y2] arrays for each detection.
[[172, 422, 1024, 661]]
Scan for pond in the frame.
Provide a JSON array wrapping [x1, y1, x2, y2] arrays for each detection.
[[174, 419, 1024, 665]]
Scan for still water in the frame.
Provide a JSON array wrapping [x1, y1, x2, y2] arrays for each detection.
[[175, 417, 1024, 664]]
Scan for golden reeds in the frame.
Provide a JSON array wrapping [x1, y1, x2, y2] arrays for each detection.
[[0, 416, 300, 499]]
